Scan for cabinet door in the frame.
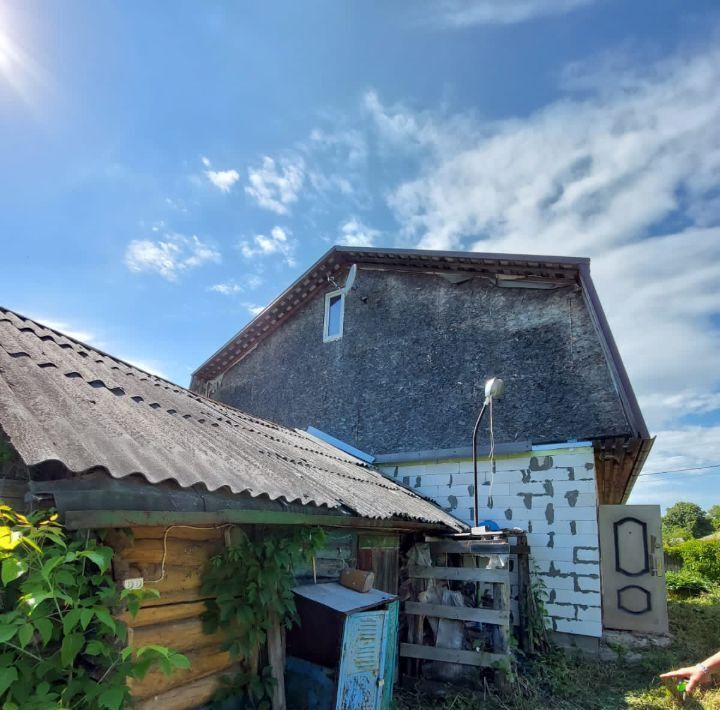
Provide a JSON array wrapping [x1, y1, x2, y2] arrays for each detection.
[[379, 602, 399, 710], [336, 611, 385, 710], [599, 505, 668, 633]]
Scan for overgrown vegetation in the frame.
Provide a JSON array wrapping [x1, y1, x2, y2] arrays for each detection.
[[202, 526, 327, 709], [663, 502, 716, 544], [0, 505, 187, 709], [396, 588, 720, 709], [666, 569, 712, 597]]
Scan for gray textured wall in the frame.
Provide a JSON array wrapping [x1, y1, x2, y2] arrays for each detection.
[[212, 268, 630, 455]]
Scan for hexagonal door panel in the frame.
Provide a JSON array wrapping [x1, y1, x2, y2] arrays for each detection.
[[617, 585, 651, 615]]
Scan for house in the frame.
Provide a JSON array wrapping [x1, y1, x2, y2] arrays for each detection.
[[191, 246, 667, 647], [0, 306, 463, 708]]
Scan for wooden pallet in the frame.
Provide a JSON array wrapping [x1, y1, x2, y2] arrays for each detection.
[[401, 536, 512, 682]]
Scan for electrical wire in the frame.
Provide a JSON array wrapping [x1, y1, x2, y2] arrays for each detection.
[[487, 396, 496, 506], [635, 463, 720, 478], [144, 524, 235, 583]]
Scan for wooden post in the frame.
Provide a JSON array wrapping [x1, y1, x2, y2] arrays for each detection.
[[267, 615, 286, 710], [492, 581, 510, 691]]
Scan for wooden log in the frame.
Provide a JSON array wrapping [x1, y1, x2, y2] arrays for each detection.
[[120, 539, 223, 566], [340, 568, 375, 593], [399, 643, 505, 668], [130, 525, 227, 541], [128, 618, 224, 652], [407, 565, 509, 584], [120, 601, 209, 628], [134, 666, 240, 710], [267, 616, 286, 710], [129, 648, 234, 699], [113, 562, 209, 606], [403, 602, 508, 625]]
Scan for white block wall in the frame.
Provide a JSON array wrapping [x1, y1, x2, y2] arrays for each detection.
[[381, 445, 602, 637]]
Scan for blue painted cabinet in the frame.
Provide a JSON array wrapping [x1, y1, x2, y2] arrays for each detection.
[[287, 584, 399, 710]]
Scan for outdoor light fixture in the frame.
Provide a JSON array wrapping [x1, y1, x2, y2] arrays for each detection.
[[473, 377, 505, 528]]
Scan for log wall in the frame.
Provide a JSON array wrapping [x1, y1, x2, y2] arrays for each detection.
[[108, 525, 235, 709]]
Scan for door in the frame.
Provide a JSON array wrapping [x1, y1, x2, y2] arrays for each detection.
[[336, 610, 386, 710], [599, 505, 668, 634]]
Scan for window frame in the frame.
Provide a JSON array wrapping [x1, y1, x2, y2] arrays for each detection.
[[323, 289, 345, 342]]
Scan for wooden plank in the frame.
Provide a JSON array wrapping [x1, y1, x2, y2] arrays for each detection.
[[404, 602, 508, 625], [134, 666, 240, 710], [129, 648, 233, 699], [129, 618, 224, 652], [408, 565, 509, 584], [120, 601, 208, 628], [427, 540, 510, 555], [399, 643, 506, 668]]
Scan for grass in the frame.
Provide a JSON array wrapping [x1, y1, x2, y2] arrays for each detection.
[[394, 590, 720, 709]]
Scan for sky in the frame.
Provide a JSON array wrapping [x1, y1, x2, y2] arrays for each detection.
[[0, 0, 719, 511]]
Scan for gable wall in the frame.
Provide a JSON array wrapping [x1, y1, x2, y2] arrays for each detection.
[[212, 267, 630, 455], [380, 444, 602, 637]]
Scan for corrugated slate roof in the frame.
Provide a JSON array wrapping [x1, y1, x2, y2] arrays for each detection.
[[0, 307, 464, 531]]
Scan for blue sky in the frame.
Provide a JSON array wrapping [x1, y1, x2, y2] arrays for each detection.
[[1, 0, 720, 510]]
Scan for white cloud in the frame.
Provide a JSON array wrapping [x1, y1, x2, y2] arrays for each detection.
[[426, 0, 597, 27], [209, 275, 263, 296], [337, 217, 381, 247], [125, 234, 220, 281], [209, 282, 243, 296], [201, 156, 240, 193], [629, 425, 720, 510], [33, 318, 96, 345], [365, 42, 720, 430], [245, 156, 305, 214], [206, 168, 240, 193], [244, 303, 266, 317], [239, 226, 296, 267], [309, 128, 367, 166]]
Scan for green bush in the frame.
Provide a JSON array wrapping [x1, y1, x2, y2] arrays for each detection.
[[666, 538, 720, 583], [665, 569, 712, 596]]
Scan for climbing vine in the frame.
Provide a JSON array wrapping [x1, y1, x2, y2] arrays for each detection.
[[201, 526, 327, 708], [0, 505, 188, 709]]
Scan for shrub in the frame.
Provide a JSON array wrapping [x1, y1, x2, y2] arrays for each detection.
[[665, 569, 712, 597], [669, 538, 720, 583], [0, 505, 188, 709]]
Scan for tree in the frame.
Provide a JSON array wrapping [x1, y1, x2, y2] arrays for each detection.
[[708, 505, 720, 531], [663, 502, 713, 539]]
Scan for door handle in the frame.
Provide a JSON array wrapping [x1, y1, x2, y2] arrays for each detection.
[[377, 679, 385, 688]]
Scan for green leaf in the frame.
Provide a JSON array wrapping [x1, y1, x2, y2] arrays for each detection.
[[60, 632, 84, 667], [0, 666, 18, 696], [98, 686, 126, 710], [93, 607, 116, 633], [17, 623, 33, 648], [84, 640, 106, 656], [53, 570, 75, 587], [169, 652, 190, 670], [34, 618, 53, 646], [0, 624, 18, 644], [79, 547, 113, 574], [79, 608, 94, 630], [62, 608, 82, 635], [1, 557, 27, 585]]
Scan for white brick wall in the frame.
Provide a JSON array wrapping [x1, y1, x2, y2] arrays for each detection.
[[381, 445, 603, 637]]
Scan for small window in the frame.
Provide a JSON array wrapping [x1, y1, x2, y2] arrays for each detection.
[[324, 290, 344, 342]]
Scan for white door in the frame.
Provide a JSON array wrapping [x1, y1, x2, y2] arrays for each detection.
[[598, 505, 668, 634]]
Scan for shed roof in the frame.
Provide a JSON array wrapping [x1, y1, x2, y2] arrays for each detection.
[[0, 307, 464, 531]]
